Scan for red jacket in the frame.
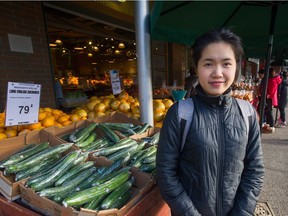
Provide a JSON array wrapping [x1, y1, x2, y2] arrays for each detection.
[[267, 75, 282, 106]]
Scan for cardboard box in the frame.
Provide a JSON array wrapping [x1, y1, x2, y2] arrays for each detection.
[[0, 195, 41, 216], [0, 130, 66, 201], [129, 127, 160, 140], [125, 185, 170, 216], [19, 167, 155, 216]]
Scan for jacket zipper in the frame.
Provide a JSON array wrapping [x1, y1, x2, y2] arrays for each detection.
[[216, 104, 224, 216]]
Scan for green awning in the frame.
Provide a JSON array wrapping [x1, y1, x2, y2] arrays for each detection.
[[150, 1, 288, 59]]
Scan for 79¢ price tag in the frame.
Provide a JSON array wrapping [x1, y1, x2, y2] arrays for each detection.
[[5, 82, 41, 126]]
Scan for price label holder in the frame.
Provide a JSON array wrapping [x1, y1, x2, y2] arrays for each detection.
[[5, 82, 41, 126], [110, 70, 121, 95]]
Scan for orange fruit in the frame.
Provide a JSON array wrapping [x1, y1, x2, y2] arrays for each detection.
[[0, 112, 5, 120], [5, 126, 18, 131], [0, 127, 5, 133], [5, 129, 18, 138], [54, 122, 63, 127], [43, 107, 52, 113], [62, 120, 72, 126], [19, 128, 30, 134], [38, 112, 47, 121], [0, 121, 4, 127], [0, 132, 7, 140], [57, 115, 70, 123], [42, 117, 55, 127], [69, 114, 80, 122], [27, 122, 42, 130], [52, 109, 62, 116]]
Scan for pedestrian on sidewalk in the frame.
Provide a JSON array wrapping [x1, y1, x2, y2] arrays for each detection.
[[156, 28, 264, 216], [263, 68, 282, 133], [275, 70, 288, 127]]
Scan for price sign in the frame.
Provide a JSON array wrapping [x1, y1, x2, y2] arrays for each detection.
[[5, 82, 41, 126], [110, 70, 121, 95]]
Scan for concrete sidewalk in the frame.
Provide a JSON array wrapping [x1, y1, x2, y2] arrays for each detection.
[[259, 109, 288, 216]]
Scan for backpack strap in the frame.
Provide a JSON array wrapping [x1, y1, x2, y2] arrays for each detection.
[[178, 98, 194, 152], [235, 98, 254, 136]]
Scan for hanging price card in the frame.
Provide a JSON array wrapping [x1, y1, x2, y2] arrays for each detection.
[[5, 82, 41, 126], [110, 70, 121, 95]]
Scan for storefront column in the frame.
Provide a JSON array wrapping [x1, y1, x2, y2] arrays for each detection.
[[134, 0, 154, 126]]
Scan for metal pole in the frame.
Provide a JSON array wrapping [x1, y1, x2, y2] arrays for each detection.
[[259, 3, 278, 132], [134, 0, 154, 126]]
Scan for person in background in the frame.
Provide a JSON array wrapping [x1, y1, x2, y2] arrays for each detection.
[[156, 28, 264, 216], [256, 69, 265, 120], [184, 67, 198, 98], [275, 70, 288, 127], [262, 67, 282, 133]]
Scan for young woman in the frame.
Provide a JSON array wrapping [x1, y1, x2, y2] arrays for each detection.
[[156, 28, 264, 216]]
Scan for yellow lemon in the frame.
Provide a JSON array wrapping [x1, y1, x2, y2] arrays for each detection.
[[69, 114, 80, 122], [38, 112, 47, 121], [0, 132, 7, 140], [5, 129, 18, 138]]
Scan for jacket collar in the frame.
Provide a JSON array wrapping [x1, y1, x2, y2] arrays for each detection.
[[195, 85, 232, 106]]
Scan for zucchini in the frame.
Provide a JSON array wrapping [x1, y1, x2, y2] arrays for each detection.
[[25, 153, 73, 187], [39, 167, 97, 197], [130, 146, 157, 168], [97, 124, 120, 143], [69, 123, 97, 143], [75, 132, 97, 148], [149, 131, 160, 145], [15, 156, 59, 181], [107, 144, 138, 162], [100, 180, 133, 210], [92, 139, 137, 157], [103, 124, 136, 135], [140, 162, 156, 173], [134, 123, 151, 134], [142, 152, 156, 164], [76, 159, 122, 191], [91, 167, 130, 187], [2, 142, 49, 167], [29, 150, 80, 191], [0, 144, 37, 168], [84, 194, 107, 210], [54, 161, 95, 186], [129, 146, 157, 167], [110, 190, 132, 209], [62, 169, 131, 207], [5, 143, 74, 173], [81, 138, 109, 152], [102, 123, 135, 128]]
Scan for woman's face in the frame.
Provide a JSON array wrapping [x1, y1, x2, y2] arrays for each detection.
[[196, 42, 237, 96]]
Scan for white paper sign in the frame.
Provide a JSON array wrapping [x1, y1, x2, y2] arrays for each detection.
[[110, 70, 121, 95], [5, 82, 41, 126]]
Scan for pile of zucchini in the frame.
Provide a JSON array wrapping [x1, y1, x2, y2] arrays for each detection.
[[0, 142, 135, 211], [61, 122, 151, 152], [0, 142, 74, 178]]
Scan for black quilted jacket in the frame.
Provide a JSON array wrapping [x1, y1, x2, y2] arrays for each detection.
[[156, 86, 264, 216]]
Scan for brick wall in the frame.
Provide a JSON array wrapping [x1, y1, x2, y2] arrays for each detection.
[[0, 2, 56, 111]]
